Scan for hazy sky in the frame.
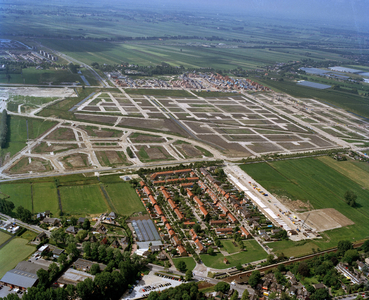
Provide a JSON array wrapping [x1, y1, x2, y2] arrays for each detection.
[[118, 0, 369, 28]]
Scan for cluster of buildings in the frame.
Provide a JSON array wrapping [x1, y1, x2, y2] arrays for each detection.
[[0, 220, 20, 234], [39, 50, 58, 61], [115, 77, 171, 88], [134, 166, 285, 262], [186, 73, 271, 91]]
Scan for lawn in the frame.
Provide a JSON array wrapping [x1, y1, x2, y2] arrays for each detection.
[[201, 240, 267, 269], [0, 238, 36, 278], [20, 230, 38, 241], [0, 231, 12, 245], [240, 157, 369, 248], [60, 185, 108, 215], [268, 240, 319, 258], [32, 182, 60, 215], [0, 183, 32, 211], [220, 239, 242, 254], [173, 257, 196, 272], [104, 182, 145, 216]]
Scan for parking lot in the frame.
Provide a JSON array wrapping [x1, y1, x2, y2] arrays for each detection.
[[121, 272, 184, 299], [0, 285, 23, 299]]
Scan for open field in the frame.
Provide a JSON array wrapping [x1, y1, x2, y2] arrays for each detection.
[[251, 77, 369, 119], [104, 182, 145, 216], [60, 185, 108, 215], [173, 257, 196, 272], [0, 231, 12, 245], [268, 240, 319, 258], [0, 238, 35, 279], [0, 183, 32, 211], [201, 240, 267, 269], [0, 115, 56, 161], [220, 239, 242, 254], [32, 182, 59, 215], [241, 157, 369, 249]]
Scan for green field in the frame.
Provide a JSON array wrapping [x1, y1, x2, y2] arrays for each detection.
[[241, 157, 369, 250], [0, 231, 12, 245], [173, 257, 196, 272], [0, 67, 82, 85], [0, 183, 32, 211], [268, 240, 320, 258], [220, 239, 243, 254], [32, 182, 60, 215], [104, 182, 145, 216], [60, 185, 108, 215], [0, 238, 36, 278], [201, 240, 267, 269], [0, 115, 56, 160]]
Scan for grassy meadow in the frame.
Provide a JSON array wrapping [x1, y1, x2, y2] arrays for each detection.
[[0, 238, 36, 278], [240, 157, 369, 252], [104, 182, 145, 216]]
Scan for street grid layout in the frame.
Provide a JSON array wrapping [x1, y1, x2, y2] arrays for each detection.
[[0, 84, 368, 179]]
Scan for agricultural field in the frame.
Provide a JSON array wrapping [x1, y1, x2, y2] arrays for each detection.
[[241, 157, 369, 249], [0, 238, 36, 278], [0, 231, 12, 245], [201, 240, 267, 269], [0, 183, 32, 211], [32, 182, 59, 215], [59, 185, 108, 216], [104, 182, 145, 216]]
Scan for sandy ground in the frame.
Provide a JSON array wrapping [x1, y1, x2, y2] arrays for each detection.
[[0, 87, 77, 98], [298, 208, 354, 232]]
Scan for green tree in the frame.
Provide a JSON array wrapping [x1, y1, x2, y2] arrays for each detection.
[[177, 260, 187, 272], [0, 198, 14, 214], [82, 219, 90, 230], [298, 261, 310, 277], [362, 240, 369, 253], [16, 206, 32, 223], [193, 224, 201, 233], [311, 288, 330, 300], [76, 277, 94, 300], [338, 240, 353, 254], [48, 262, 59, 280], [90, 263, 100, 275], [57, 253, 67, 265], [37, 268, 49, 290], [214, 282, 230, 293], [185, 269, 193, 281], [248, 270, 261, 288], [66, 243, 79, 258], [76, 230, 88, 242], [241, 289, 249, 300], [343, 249, 359, 264], [344, 190, 357, 207], [207, 247, 215, 255], [230, 290, 239, 300], [0, 110, 8, 148]]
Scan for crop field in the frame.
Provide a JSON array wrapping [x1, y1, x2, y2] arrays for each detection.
[[201, 240, 267, 269], [0, 238, 35, 279], [0, 183, 32, 211], [60, 185, 108, 215], [32, 182, 59, 215], [241, 157, 369, 247], [0, 231, 12, 245], [173, 257, 196, 272], [104, 182, 145, 216]]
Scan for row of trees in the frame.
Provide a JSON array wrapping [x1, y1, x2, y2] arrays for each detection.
[[0, 198, 14, 214], [0, 110, 8, 148]]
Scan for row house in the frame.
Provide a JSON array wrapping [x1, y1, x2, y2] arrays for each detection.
[[174, 208, 184, 220], [194, 238, 206, 253]]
